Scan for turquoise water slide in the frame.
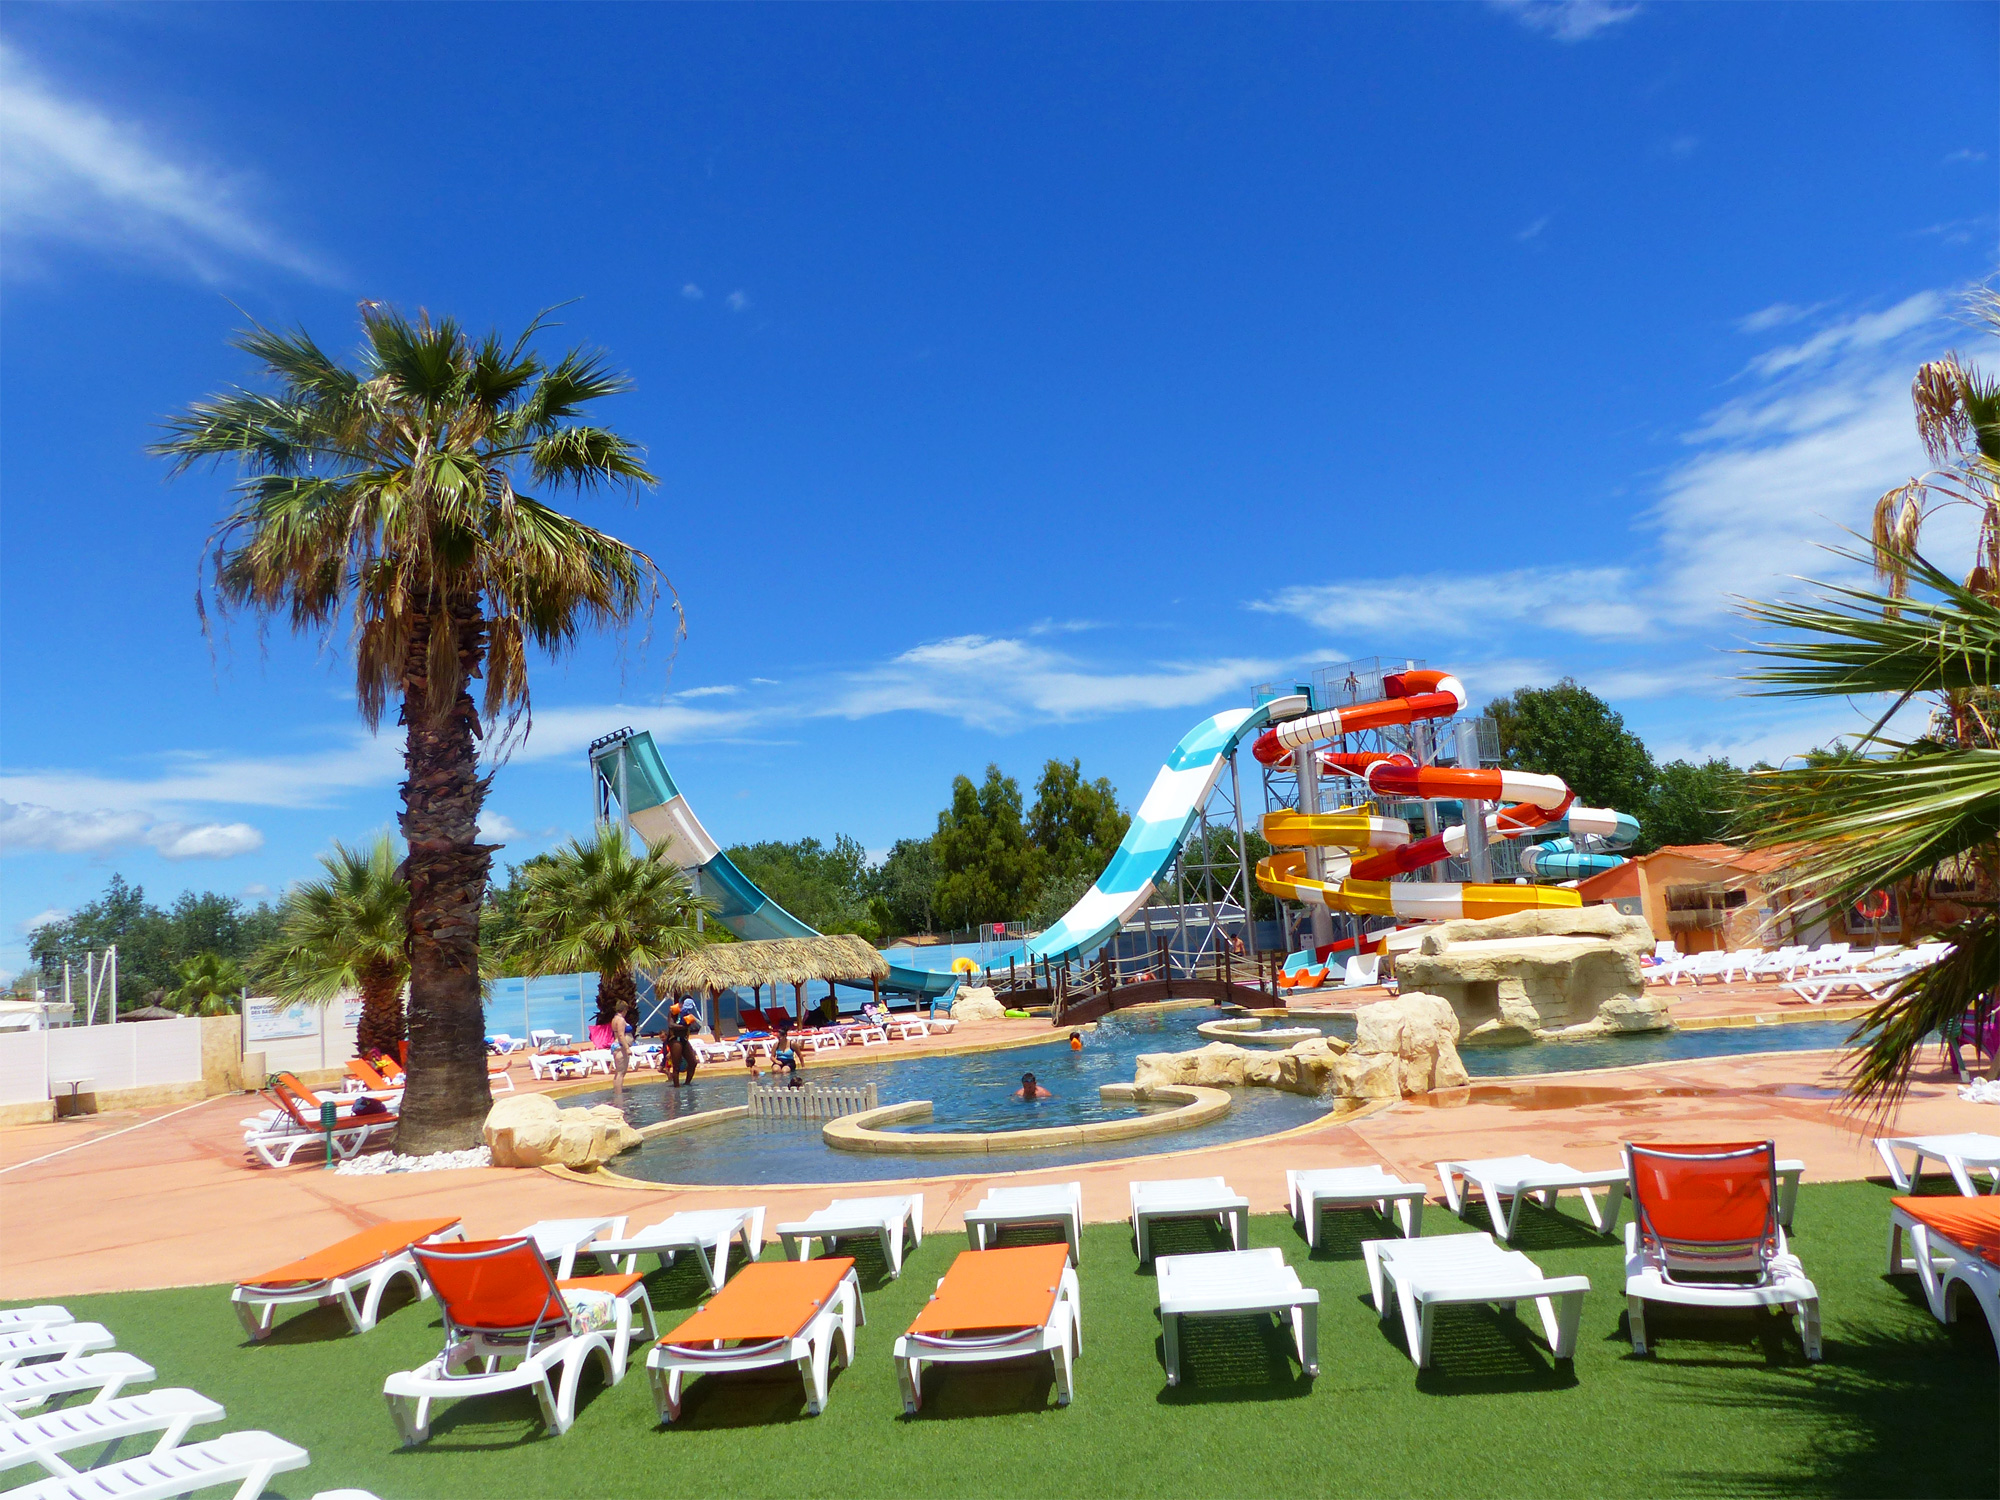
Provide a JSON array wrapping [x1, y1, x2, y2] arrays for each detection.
[[1023, 696, 1297, 964], [590, 731, 957, 997]]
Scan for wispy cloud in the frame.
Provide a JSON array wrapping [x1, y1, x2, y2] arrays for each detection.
[[0, 38, 323, 282], [18, 907, 67, 934], [0, 800, 263, 860], [1737, 301, 1823, 334], [726, 290, 750, 312], [1490, 0, 1642, 43], [1514, 215, 1551, 243], [680, 283, 704, 300], [673, 684, 741, 699], [1741, 290, 1943, 378], [1943, 148, 1989, 166], [1250, 568, 1650, 641]]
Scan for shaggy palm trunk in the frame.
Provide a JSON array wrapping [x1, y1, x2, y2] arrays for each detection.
[[394, 599, 495, 1153], [354, 958, 407, 1060], [599, 965, 637, 1021]]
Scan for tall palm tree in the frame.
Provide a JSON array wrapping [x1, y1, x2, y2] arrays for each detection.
[[257, 835, 411, 1058], [156, 305, 668, 1151], [505, 823, 711, 1019], [169, 953, 247, 1016], [1736, 551, 1999, 1103]]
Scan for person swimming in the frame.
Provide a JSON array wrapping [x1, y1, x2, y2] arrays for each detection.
[[1068, 1030, 1083, 1052], [1014, 1071, 1053, 1100]]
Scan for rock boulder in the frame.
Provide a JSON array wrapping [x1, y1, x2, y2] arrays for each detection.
[[950, 985, 1007, 1023], [484, 1092, 642, 1169]]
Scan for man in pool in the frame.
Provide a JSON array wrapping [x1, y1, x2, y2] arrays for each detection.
[[1014, 1071, 1052, 1100]]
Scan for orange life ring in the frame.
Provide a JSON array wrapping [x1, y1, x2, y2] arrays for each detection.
[[1855, 889, 1891, 921]]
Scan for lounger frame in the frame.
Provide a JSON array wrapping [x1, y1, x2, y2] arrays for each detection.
[[892, 1261, 1081, 1414], [646, 1266, 862, 1423], [232, 1224, 465, 1340]]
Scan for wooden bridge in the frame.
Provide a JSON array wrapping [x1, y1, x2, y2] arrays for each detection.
[[985, 942, 1285, 1026]]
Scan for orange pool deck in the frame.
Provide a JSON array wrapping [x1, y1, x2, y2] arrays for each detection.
[[2, 1015, 1990, 1301]]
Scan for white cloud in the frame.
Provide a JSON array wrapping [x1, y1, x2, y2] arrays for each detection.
[[1490, 0, 1642, 42], [1515, 215, 1551, 243], [680, 283, 704, 299], [18, 907, 67, 934], [673, 684, 741, 699], [0, 800, 263, 859], [0, 38, 322, 281], [1250, 568, 1650, 640], [236, 884, 271, 902], [726, 290, 750, 312], [1943, 149, 1988, 165], [1742, 291, 1943, 378], [1737, 302, 1821, 334], [477, 811, 522, 842]]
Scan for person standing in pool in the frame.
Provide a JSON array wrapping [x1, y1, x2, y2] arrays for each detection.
[[1014, 1072, 1052, 1100]]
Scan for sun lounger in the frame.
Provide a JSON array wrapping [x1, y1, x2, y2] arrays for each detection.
[[0, 1308, 72, 1335], [1435, 1156, 1629, 1243], [528, 1051, 589, 1081], [0, 1326, 115, 1371], [343, 1059, 402, 1095], [383, 1236, 655, 1443], [590, 1208, 766, 1291], [232, 1217, 465, 1340], [963, 1182, 1084, 1264], [775, 1195, 923, 1279], [1155, 1248, 1318, 1386], [0, 1355, 154, 1416], [488, 1034, 530, 1054], [1887, 1195, 2000, 1353], [1623, 1140, 1821, 1360], [1129, 1178, 1249, 1264], [513, 1216, 629, 1279], [1362, 1232, 1590, 1369], [1287, 1166, 1429, 1246], [242, 1077, 396, 1168], [1874, 1133, 2000, 1196], [894, 1244, 1079, 1414], [8, 1429, 310, 1500], [883, 1018, 930, 1041], [646, 1257, 862, 1423], [0, 1389, 224, 1479]]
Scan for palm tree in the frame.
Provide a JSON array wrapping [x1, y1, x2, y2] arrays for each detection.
[[504, 823, 711, 1019], [257, 835, 411, 1058], [169, 953, 247, 1016], [1736, 550, 1999, 1103], [156, 304, 668, 1152]]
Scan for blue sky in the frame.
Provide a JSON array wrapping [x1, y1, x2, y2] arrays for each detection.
[[1, 1, 1995, 975]]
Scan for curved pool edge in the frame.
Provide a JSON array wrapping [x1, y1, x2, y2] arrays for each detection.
[[559, 1092, 1395, 1194], [821, 1083, 1232, 1155]]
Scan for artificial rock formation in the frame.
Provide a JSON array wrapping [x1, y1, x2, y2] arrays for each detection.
[[1133, 992, 1470, 1102], [1391, 907, 1671, 1045], [950, 985, 1007, 1023], [483, 1091, 642, 1169]]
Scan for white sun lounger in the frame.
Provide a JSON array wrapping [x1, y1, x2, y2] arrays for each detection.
[[963, 1182, 1084, 1264], [1436, 1156, 1629, 1243], [0, 1326, 115, 1371], [0, 1390, 225, 1479], [893, 1244, 1080, 1414], [9, 1429, 310, 1500], [0, 1308, 72, 1335], [1129, 1178, 1249, 1264], [775, 1195, 924, 1278], [1363, 1232, 1590, 1369], [1287, 1166, 1428, 1246], [0, 1356, 155, 1416], [591, 1208, 767, 1291], [1887, 1197, 2000, 1353], [513, 1216, 629, 1280], [1875, 1133, 2000, 1196], [1155, 1248, 1319, 1386]]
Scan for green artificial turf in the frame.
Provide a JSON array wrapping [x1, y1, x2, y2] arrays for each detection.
[[9, 1180, 1995, 1499]]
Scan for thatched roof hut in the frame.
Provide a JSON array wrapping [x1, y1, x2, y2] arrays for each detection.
[[650, 933, 889, 1000]]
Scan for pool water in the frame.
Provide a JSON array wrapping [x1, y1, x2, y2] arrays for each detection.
[[572, 1006, 1860, 1187]]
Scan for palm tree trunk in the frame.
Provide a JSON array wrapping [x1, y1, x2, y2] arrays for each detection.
[[354, 958, 406, 1059], [394, 599, 495, 1153], [600, 965, 637, 1018]]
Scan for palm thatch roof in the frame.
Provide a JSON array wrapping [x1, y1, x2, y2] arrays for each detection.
[[649, 933, 890, 996]]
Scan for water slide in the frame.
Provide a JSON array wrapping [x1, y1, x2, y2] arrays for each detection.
[[590, 730, 957, 997], [1517, 807, 1640, 881]]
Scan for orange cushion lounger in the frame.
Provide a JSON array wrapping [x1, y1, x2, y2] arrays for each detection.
[[1889, 1195, 2000, 1354], [382, 1238, 654, 1444], [232, 1217, 464, 1340], [240, 1076, 397, 1169], [895, 1244, 1080, 1414], [646, 1258, 861, 1423]]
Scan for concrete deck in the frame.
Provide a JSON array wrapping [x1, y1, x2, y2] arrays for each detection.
[[3, 1009, 1989, 1300]]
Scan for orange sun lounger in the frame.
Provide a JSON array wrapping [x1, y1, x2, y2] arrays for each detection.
[[646, 1257, 861, 1423], [1889, 1195, 2000, 1354], [232, 1217, 464, 1339], [895, 1243, 1080, 1414]]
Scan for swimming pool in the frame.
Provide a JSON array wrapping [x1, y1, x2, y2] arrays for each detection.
[[570, 1006, 1860, 1187]]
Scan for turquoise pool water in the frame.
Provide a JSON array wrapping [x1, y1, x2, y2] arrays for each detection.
[[573, 1007, 1858, 1187]]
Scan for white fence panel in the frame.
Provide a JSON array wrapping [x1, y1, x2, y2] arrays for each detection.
[[45, 1019, 202, 1093], [0, 1030, 47, 1105]]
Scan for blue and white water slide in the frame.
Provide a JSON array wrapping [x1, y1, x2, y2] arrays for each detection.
[[593, 698, 1292, 988]]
